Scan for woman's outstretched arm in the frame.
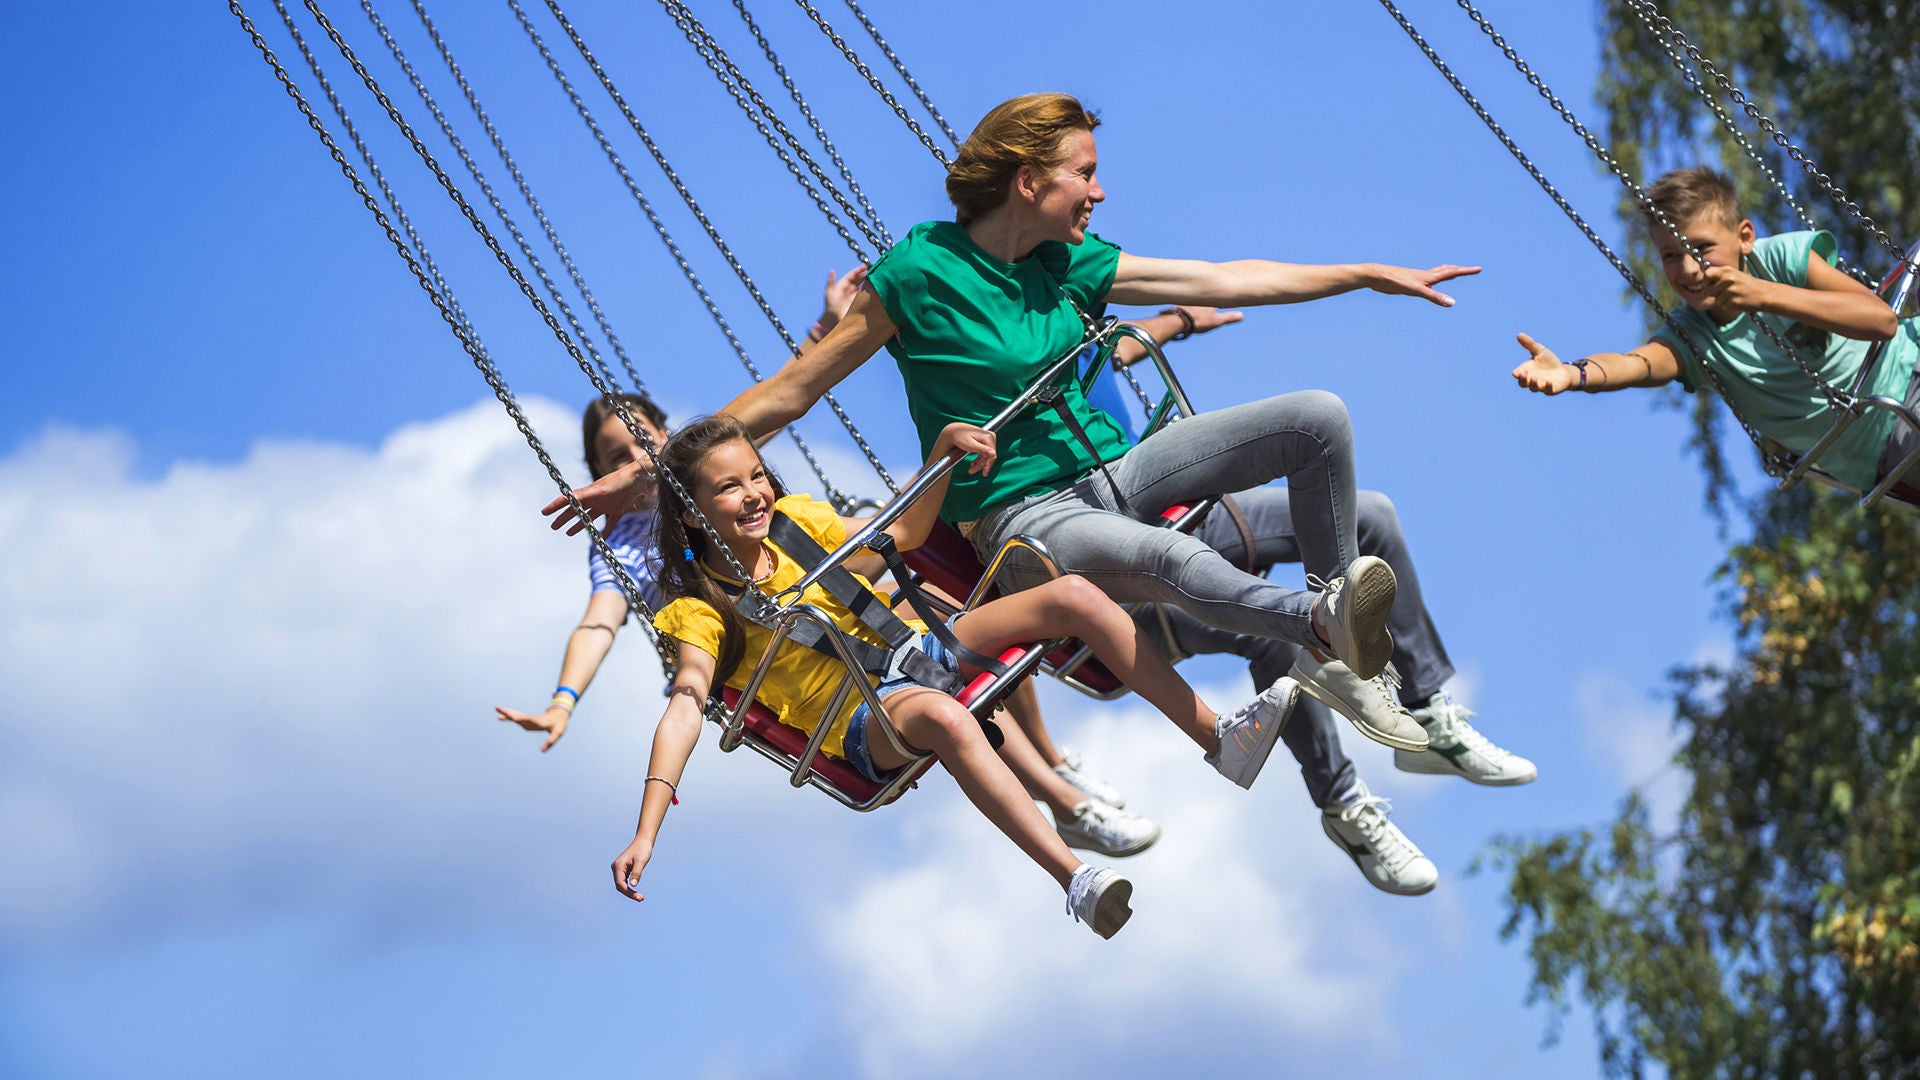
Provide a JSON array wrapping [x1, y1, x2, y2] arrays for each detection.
[[1108, 253, 1480, 309], [723, 288, 898, 440]]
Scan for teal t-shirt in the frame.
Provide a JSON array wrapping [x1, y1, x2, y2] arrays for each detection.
[[1653, 229, 1919, 489], [864, 220, 1128, 522]]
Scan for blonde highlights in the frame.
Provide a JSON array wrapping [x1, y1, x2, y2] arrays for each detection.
[[945, 93, 1101, 224]]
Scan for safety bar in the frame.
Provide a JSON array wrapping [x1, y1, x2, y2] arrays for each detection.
[[1779, 236, 1920, 509]]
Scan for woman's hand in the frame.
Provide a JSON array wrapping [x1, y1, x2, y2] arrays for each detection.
[[1509, 332, 1579, 395], [495, 704, 570, 752], [933, 422, 997, 475], [612, 837, 654, 902], [1368, 263, 1483, 307], [541, 460, 648, 535]]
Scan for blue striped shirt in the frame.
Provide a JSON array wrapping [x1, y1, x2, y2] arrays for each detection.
[[587, 510, 665, 615]]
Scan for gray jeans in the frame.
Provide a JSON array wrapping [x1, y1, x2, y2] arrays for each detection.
[[1137, 488, 1456, 809], [971, 391, 1358, 651]]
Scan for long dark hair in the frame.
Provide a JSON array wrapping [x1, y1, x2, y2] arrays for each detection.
[[581, 391, 669, 479], [653, 414, 787, 687]]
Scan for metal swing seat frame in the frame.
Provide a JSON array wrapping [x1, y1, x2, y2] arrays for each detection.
[[709, 314, 1214, 807]]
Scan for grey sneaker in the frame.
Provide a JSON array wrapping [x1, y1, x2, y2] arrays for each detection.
[[1290, 653, 1429, 752], [1066, 865, 1134, 939], [1055, 745, 1126, 809], [1206, 676, 1300, 789], [1394, 693, 1538, 786], [1321, 781, 1438, 896], [1055, 801, 1161, 857], [1307, 556, 1397, 679]]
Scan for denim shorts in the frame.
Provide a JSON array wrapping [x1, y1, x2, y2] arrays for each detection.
[[841, 630, 959, 782]]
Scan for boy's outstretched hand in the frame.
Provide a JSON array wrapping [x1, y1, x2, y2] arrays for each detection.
[[1510, 332, 1580, 395]]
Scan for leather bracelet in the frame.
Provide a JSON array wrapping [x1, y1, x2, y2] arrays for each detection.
[[1571, 358, 1590, 390], [1165, 307, 1196, 341]]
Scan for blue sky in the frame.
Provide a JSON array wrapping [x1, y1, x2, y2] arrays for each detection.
[[1, 1, 1776, 1076]]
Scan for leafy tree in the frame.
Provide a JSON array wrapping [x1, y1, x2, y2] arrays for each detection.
[[1487, 3, 1920, 1076]]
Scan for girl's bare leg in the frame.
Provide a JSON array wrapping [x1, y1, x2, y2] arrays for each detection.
[[951, 577, 1219, 753], [866, 687, 1081, 888], [1001, 680, 1066, 767]]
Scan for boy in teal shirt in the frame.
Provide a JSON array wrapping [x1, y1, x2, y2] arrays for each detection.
[[1509, 166, 1917, 492]]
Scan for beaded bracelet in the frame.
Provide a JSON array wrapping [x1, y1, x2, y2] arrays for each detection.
[[646, 775, 680, 805]]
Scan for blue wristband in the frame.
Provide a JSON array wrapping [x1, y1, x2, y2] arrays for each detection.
[[553, 686, 581, 703]]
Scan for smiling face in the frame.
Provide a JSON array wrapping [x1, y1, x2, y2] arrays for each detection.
[[593, 411, 667, 508], [1655, 210, 1755, 316], [1028, 128, 1104, 244], [684, 437, 776, 557]]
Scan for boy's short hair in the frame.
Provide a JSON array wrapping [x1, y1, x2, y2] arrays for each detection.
[[1645, 166, 1743, 234]]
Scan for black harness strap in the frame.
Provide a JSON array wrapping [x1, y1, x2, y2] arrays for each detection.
[[1033, 382, 1132, 516], [1215, 493, 1261, 576]]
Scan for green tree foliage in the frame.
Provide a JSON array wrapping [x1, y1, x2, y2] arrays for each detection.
[[1488, 3, 1920, 1076]]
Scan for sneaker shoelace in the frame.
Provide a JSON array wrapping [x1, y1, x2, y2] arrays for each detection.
[[1424, 696, 1511, 762], [1073, 804, 1131, 844], [1065, 866, 1101, 922], [1338, 795, 1422, 873]]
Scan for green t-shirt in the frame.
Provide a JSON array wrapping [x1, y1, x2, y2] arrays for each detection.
[[1653, 229, 1919, 489], [865, 220, 1128, 522]]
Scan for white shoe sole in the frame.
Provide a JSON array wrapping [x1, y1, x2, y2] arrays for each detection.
[[1295, 671, 1429, 752], [1394, 748, 1538, 786], [1326, 557, 1396, 679], [1089, 877, 1133, 939]]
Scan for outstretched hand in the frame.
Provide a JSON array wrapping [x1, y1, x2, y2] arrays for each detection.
[[933, 422, 997, 475], [495, 704, 570, 752], [821, 264, 870, 325], [1175, 305, 1245, 335], [1509, 332, 1579, 395], [612, 839, 652, 903], [1369, 263, 1482, 307], [541, 459, 650, 535]]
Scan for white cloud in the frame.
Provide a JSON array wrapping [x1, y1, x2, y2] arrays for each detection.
[[1575, 670, 1689, 831]]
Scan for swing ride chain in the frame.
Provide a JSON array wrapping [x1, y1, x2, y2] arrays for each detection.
[[509, 0, 854, 509], [1628, 0, 1920, 280], [356, 0, 635, 404], [406, 0, 657, 393], [1449, 0, 1848, 413], [790, 0, 952, 169], [1620, 0, 1851, 277], [656, 0, 885, 263], [539, 0, 899, 496], [238, 0, 678, 669], [731, 0, 893, 247], [840, 0, 959, 149], [292, 0, 765, 586], [1372, 0, 1784, 468]]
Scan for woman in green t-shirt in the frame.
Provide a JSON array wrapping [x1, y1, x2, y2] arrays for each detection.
[[557, 92, 1480, 749]]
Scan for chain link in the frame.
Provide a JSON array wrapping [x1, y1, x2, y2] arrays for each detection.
[[1372, 0, 1784, 470], [655, 0, 884, 262], [243, 0, 677, 670], [505, 0, 851, 510], [537, 0, 898, 495], [840, 0, 958, 149], [732, 0, 891, 247], [1627, 0, 1919, 280], [407, 0, 657, 389], [293, 0, 760, 585], [790, 0, 950, 168]]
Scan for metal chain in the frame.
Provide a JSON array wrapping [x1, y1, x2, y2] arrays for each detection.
[[1446, 0, 1845, 410], [790, 0, 951, 168], [509, 0, 866, 507], [295, 0, 761, 586], [731, 0, 892, 247], [655, 0, 884, 262], [355, 0, 632, 401], [241, 0, 676, 671], [840, 0, 959, 148], [537, 0, 898, 494], [1372, 0, 1783, 469], [407, 0, 657, 390], [1628, 0, 1920, 279]]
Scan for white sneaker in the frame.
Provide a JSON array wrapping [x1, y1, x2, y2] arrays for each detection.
[[1066, 864, 1134, 939], [1055, 801, 1162, 857], [1307, 556, 1397, 679], [1394, 693, 1538, 785], [1055, 746, 1126, 809], [1206, 676, 1300, 789], [1290, 653, 1429, 752], [1321, 781, 1438, 896]]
